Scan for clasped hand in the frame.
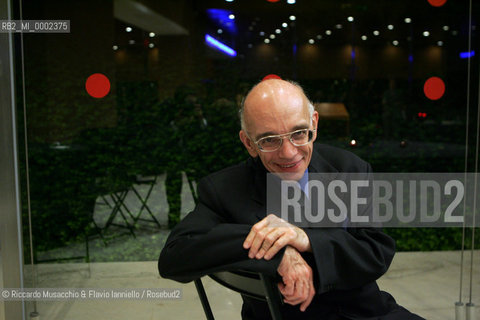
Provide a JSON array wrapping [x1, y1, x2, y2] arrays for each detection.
[[243, 214, 311, 260], [243, 214, 315, 311]]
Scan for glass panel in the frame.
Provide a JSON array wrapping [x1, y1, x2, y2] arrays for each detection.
[[11, 0, 479, 318]]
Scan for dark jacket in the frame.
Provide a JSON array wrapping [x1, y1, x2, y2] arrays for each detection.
[[159, 143, 423, 319]]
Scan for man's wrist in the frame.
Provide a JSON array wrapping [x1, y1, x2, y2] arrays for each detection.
[[295, 228, 312, 253]]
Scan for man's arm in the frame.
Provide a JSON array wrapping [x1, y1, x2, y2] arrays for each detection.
[[277, 246, 315, 312], [304, 227, 395, 293], [158, 176, 285, 283], [242, 215, 395, 295]]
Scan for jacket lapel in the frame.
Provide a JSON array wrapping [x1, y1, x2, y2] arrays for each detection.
[[249, 143, 340, 221], [308, 143, 339, 174]]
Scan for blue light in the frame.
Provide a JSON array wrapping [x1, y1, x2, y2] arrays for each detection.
[[205, 34, 237, 57], [207, 9, 237, 33], [460, 51, 475, 59], [408, 55, 413, 62]]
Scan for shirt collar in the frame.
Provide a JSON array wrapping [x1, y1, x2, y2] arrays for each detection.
[[298, 168, 309, 195]]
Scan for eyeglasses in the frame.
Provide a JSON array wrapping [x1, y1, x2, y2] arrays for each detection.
[[253, 128, 316, 152]]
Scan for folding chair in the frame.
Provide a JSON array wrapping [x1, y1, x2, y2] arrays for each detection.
[[131, 175, 162, 228], [194, 270, 284, 320]]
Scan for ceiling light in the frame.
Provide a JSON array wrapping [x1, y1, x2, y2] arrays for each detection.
[[443, 25, 449, 31], [392, 40, 399, 46], [387, 24, 394, 30], [361, 35, 367, 41], [148, 43, 154, 48], [217, 29, 223, 34], [229, 14, 235, 20], [325, 30, 332, 35], [149, 32, 155, 37], [336, 24, 343, 29], [289, 15, 296, 21], [437, 41, 444, 46], [248, 43, 253, 48], [113, 45, 118, 50], [308, 39, 314, 44], [225, 0, 234, 2], [316, 35, 322, 40], [264, 39, 270, 44], [423, 31, 430, 37], [126, 27, 132, 32], [270, 34, 275, 39], [275, 29, 281, 34], [347, 16, 354, 22], [373, 30, 380, 36], [260, 31, 265, 36], [287, 0, 296, 4], [129, 40, 135, 45], [404, 18, 412, 23], [282, 22, 288, 28], [452, 30, 458, 36]]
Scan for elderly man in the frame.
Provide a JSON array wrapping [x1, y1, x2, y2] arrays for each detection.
[[159, 79, 423, 319]]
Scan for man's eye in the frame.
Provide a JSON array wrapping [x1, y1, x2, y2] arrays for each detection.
[[262, 137, 277, 144], [292, 130, 307, 139]]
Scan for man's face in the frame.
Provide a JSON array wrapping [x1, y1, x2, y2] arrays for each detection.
[[240, 80, 318, 181]]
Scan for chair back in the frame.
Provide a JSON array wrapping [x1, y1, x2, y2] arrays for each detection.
[[195, 270, 283, 320]]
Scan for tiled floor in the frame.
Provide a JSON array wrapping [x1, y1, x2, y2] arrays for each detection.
[[23, 250, 478, 320]]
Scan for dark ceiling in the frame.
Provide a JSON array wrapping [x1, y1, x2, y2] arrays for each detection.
[[195, 0, 475, 50]]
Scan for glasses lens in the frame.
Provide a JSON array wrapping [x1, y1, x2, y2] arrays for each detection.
[[257, 129, 314, 151], [291, 129, 312, 146], [258, 136, 282, 151]]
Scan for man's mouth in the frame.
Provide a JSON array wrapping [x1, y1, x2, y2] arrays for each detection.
[[279, 163, 296, 168], [277, 160, 301, 169]]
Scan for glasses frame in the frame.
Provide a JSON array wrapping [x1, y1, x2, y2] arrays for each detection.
[[253, 128, 316, 152]]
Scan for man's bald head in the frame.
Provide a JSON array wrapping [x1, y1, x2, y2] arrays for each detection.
[[239, 79, 314, 132], [238, 79, 319, 180]]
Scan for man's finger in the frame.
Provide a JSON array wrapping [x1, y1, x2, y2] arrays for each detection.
[[243, 218, 270, 250], [283, 294, 304, 306], [255, 228, 284, 259], [280, 278, 295, 296], [248, 228, 269, 258], [293, 279, 305, 302], [243, 230, 256, 249], [263, 234, 290, 260], [299, 284, 315, 312]]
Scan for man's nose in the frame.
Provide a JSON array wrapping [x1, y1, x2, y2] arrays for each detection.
[[278, 137, 298, 158]]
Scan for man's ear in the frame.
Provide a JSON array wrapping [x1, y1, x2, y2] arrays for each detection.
[[312, 111, 319, 142], [239, 130, 258, 157]]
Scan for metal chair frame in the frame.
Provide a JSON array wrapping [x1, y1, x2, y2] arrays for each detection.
[[194, 270, 283, 320]]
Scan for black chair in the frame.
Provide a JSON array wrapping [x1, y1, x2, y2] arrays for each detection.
[[194, 270, 284, 320]]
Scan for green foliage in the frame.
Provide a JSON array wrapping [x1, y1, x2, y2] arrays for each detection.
[[385, 228, 479, 251], [21, 79, 477, 260]]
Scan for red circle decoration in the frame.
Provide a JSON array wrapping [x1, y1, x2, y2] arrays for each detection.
[[266, 0, 280, 2], [427, 0, 447, 7], [262, 74, 282, 81], [424, 77, 445, 100], [85, 73, 111, 98]]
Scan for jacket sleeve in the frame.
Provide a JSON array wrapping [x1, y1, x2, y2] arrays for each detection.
[[158, 175, 284, 283], [304, 227, 395, 294], [303, 160, 396, 294]]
